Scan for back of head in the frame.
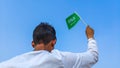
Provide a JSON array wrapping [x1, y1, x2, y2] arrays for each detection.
[[33, 22, 56, 45]]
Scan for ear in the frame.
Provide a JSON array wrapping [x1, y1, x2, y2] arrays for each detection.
[[51, 39, 56, 47], [32, 41, 35, 48], [53, 39, 56, 45]]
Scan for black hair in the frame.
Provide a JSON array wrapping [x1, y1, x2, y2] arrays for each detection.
[[33, 22, 56, 45]]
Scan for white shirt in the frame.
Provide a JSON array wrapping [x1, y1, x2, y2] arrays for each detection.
[[0, 38, 98, 68]]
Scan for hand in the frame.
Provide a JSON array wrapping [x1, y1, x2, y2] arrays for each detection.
[[86, 25, 94, 39]]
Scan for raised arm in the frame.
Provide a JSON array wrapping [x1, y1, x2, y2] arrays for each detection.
[[52, 26, 98, 68], [74, 26, 98, 68]]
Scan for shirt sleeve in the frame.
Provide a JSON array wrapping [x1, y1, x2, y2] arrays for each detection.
[[58, 38, 98, 68]]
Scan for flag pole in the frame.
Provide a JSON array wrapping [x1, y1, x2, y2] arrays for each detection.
[[74, 12, 88, 26]]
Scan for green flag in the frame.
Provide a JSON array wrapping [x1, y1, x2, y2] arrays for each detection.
[[66, 12, 80, 29]]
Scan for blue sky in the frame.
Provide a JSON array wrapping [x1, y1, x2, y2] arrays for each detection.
[[0, 0, 120, 68]]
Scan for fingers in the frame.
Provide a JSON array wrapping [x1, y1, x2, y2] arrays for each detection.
[[86, 25, 94, 39]]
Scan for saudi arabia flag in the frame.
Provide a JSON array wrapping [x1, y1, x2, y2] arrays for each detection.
[[66, 12, 80, 29]]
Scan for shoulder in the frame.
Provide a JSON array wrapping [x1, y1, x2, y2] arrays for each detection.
[[51, 49, 62, 59]]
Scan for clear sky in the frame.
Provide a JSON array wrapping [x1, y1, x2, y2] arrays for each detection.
[[0, 0, 120, 68]]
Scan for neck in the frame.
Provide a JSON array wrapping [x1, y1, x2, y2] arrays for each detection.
[[34, 44, 45, 51], [33, 43, 52, 52]]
